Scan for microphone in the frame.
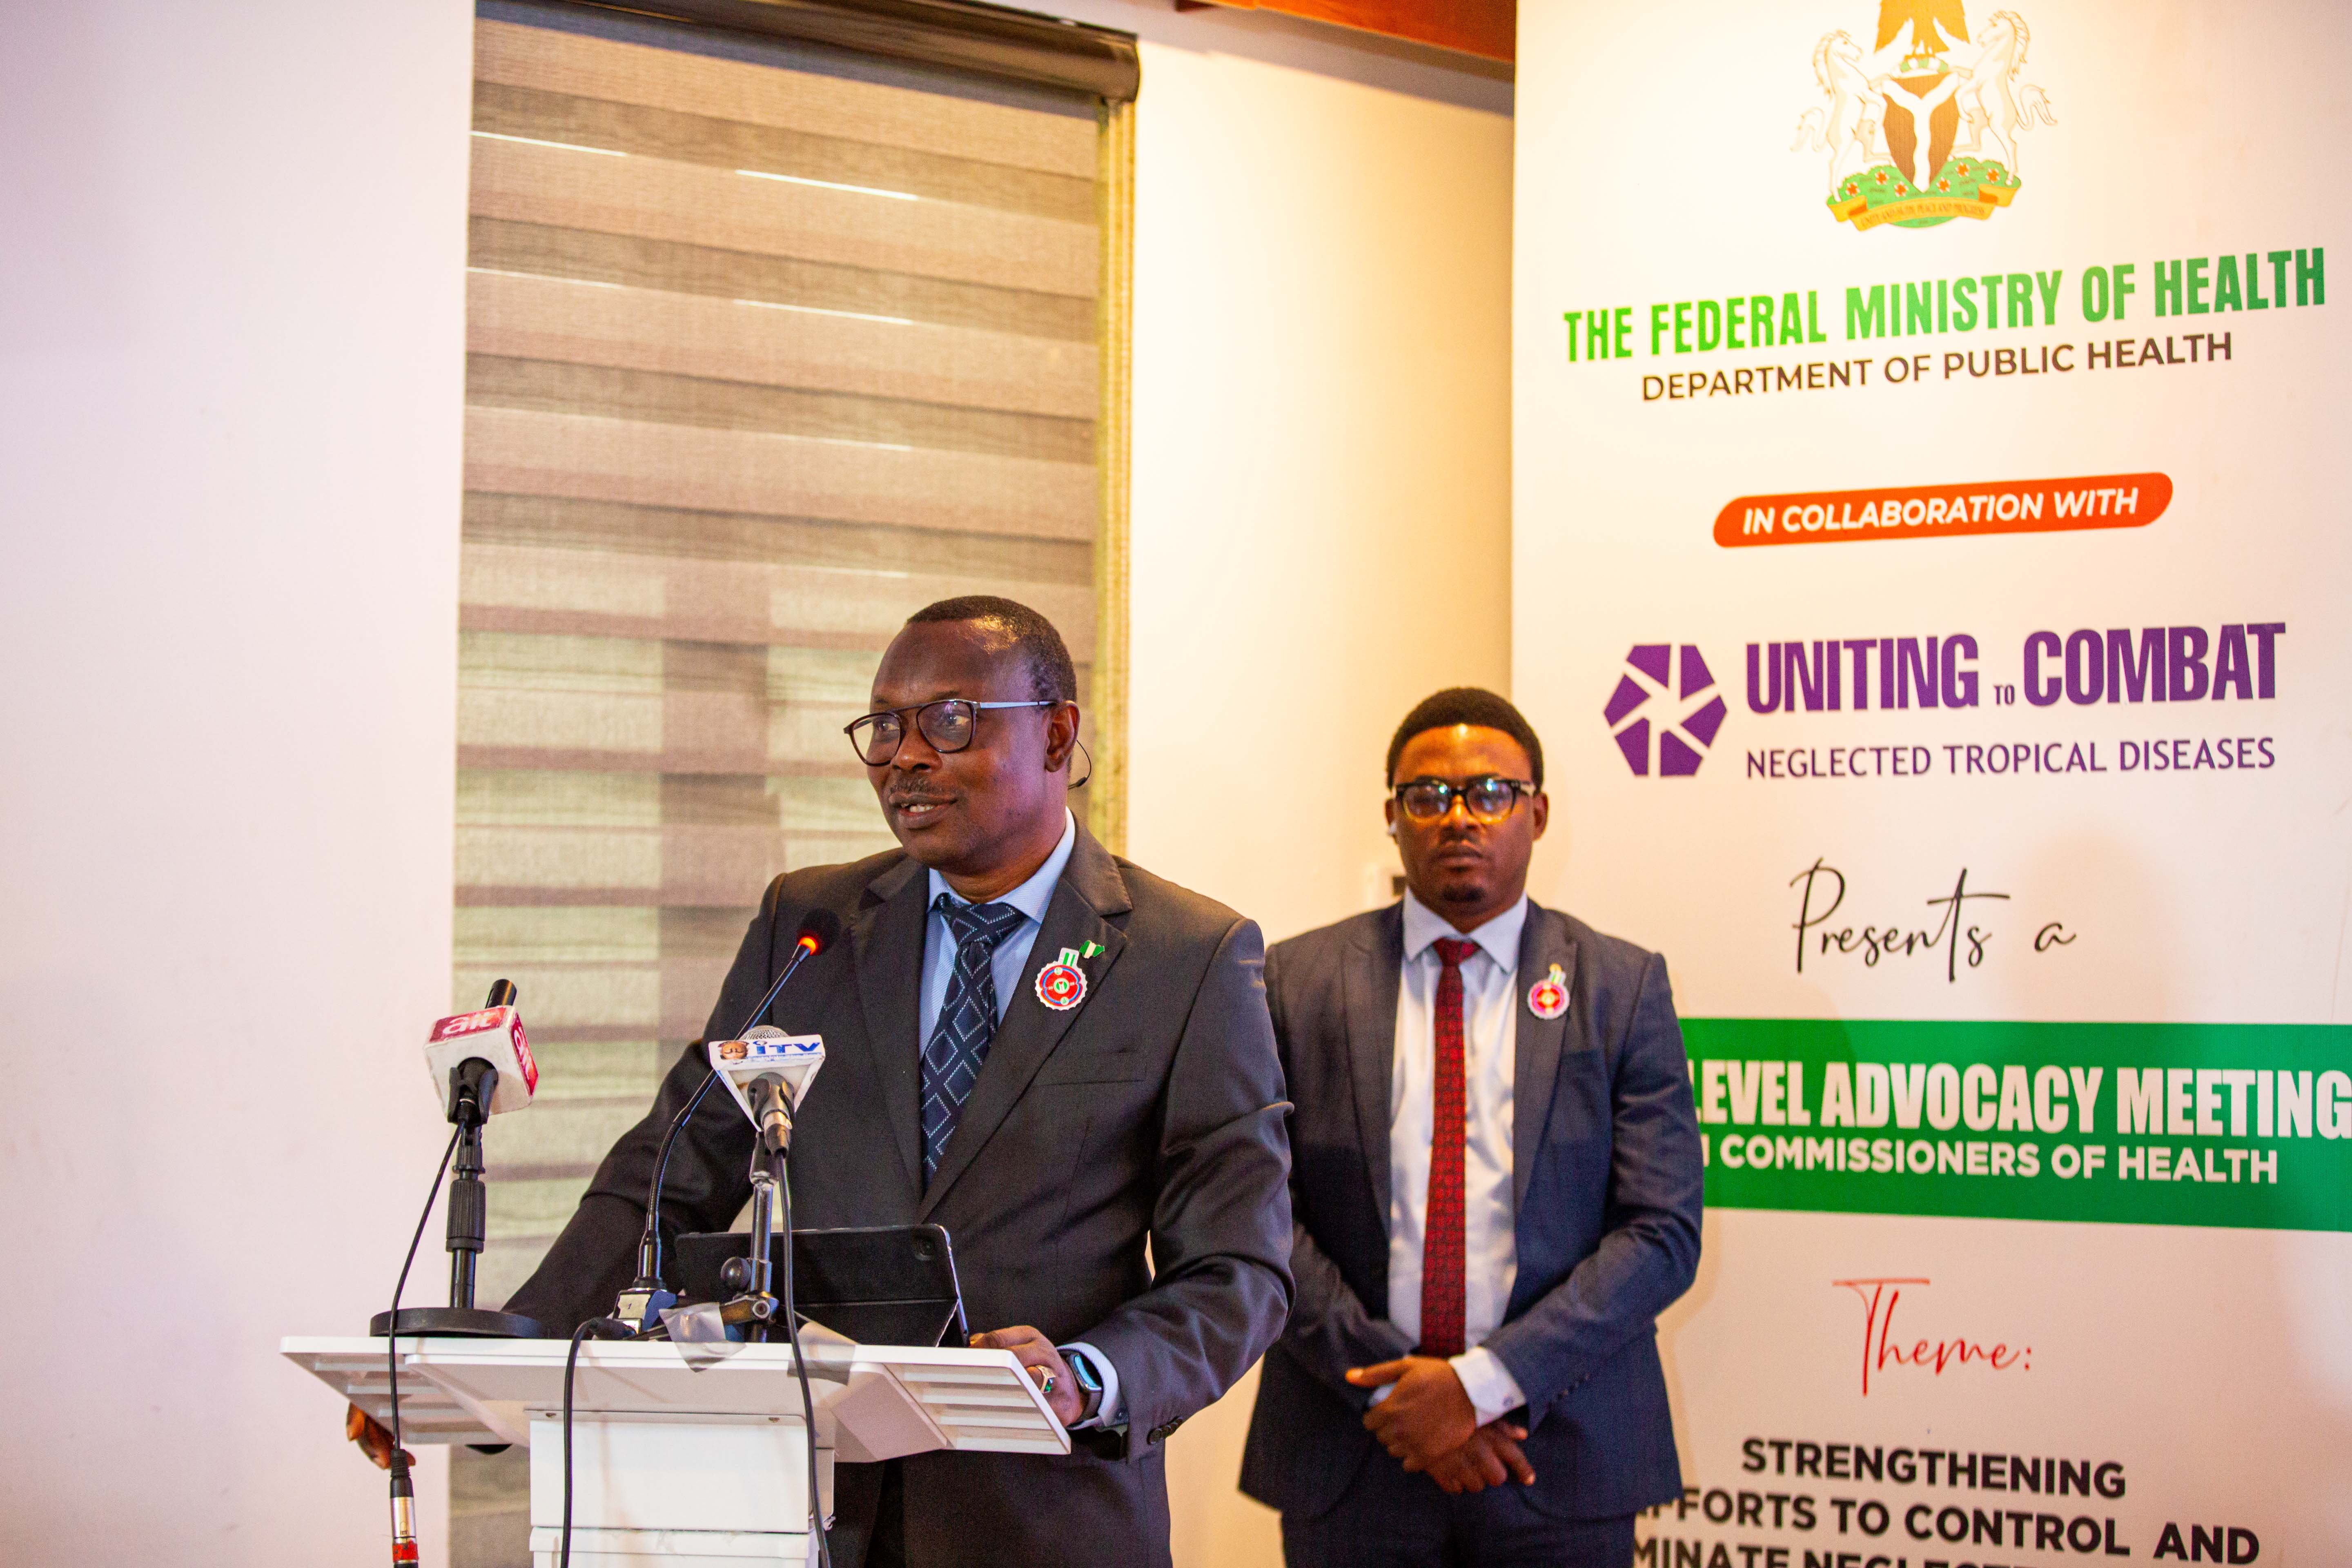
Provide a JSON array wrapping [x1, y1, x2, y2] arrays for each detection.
[[619, 910, 841, 1327], [423, 982, 538, 1125], [708, 1026, 826, 1154], [374, 980, 543, 1341]]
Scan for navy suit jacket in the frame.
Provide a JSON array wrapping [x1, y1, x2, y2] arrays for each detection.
[[1239, 900, 1702, 1521]]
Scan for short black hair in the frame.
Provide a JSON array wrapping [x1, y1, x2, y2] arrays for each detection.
[[904, 595, 1078, 704], [1387, 687, 1544, 787]]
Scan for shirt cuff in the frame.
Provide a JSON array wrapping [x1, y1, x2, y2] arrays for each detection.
[[1060, 1342, 1124, 1430], [1449, 1346, 1528, 1427]]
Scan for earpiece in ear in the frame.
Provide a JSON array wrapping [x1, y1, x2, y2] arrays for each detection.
[[1385, 821, 1397, 837]]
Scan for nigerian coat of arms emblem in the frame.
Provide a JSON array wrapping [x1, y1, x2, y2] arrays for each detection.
[[1794, 1, 2056, 230]]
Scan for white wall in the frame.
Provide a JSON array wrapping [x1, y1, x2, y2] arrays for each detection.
[[0, 3, 1510, 1564], [1058, 8, 1518, 1563], [0, 2, 475, 1561], [1118, 29, 1515, 940]]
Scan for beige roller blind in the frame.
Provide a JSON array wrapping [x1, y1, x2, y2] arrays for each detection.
[[457, 7, 1128, 1310]]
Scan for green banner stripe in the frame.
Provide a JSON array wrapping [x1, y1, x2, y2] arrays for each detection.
[[1680, 1018, 2352, 1233]]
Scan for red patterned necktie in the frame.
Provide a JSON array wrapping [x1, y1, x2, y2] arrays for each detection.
[[1420, 937, 1478, 1358]]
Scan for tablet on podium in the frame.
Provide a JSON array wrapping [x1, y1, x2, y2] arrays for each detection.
[[673, 1224, 970, 1348]]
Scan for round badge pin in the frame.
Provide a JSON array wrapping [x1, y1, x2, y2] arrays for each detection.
[[1036, 947, 1088, 1011], [1527, 962, 1570, 1021]]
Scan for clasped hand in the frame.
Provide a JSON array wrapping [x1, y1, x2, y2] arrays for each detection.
[[1346, 1356, 1535, 1496]]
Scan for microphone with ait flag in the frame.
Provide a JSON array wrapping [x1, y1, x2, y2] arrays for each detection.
[[372, 979, 544, 1339], [364, 978, 546, 1566], [423, 983, 538, 1120]]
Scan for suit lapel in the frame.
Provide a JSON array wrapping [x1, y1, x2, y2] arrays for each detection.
[[852, 855, 929, 1196], [917, 824, 1133, 1220], [1343, 905, 1405, 1227], [1512, 902, 1578, 1211]]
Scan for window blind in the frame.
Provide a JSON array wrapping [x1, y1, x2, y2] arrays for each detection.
[[455, 7, 1124, 1320]]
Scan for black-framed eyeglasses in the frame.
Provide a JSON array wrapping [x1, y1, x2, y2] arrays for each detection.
[[1392, 775, 1537, 824], [844, 698, 1058, 766]]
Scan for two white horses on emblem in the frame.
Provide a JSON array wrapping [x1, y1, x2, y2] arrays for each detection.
[[1795, 11, 2056, 193]]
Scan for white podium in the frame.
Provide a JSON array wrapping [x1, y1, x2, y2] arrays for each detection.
[[285, 1334, 1068, 1566]]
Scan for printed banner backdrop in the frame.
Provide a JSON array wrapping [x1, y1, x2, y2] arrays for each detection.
[[1513, 2, 2352, 1562]]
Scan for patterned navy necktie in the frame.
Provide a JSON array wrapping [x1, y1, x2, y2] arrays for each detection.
[[921, 894, 1028, 1183]]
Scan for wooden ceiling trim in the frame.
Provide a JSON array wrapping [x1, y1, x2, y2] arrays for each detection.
[[1173, 0, 1514, 65]]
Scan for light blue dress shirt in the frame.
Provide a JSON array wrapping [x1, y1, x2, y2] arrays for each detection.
[[917, 809, 1121, 1430], [919, 809, 1077, 1041]]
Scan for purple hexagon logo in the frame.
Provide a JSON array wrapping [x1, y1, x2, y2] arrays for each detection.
[[1603, 644, 1727, 777]]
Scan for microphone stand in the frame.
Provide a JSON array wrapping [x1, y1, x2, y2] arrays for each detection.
[[718, 1078, 796, 1337], [372, 980, 541, 1340], [733, 1147, 785, 1337]]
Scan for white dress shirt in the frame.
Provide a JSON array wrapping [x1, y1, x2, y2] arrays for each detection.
[[918, 809, 1121, 1430], [1380, 889, 1530, 1425]]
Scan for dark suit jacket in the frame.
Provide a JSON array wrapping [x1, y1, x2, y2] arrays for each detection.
[[1238, 900, 1702, 1522], [507, 823, 1294, 1568]]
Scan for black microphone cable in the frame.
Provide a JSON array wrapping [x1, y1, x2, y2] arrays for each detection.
[[777, 1148, 833, 1568], [384, 1125, 462, 1566], [559, 1316, 637, 1568], [634, 1069, 723, 1309]]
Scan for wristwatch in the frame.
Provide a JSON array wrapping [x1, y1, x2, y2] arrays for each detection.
[[1061, 1345, 1105, 1426]]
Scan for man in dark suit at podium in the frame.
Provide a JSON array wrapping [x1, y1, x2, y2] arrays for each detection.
[[504, 597, 1294, 1568], [1240, 688, 1703, 1567]]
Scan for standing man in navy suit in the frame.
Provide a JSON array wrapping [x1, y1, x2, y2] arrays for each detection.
[[1241, 688, 1704, 1566]]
